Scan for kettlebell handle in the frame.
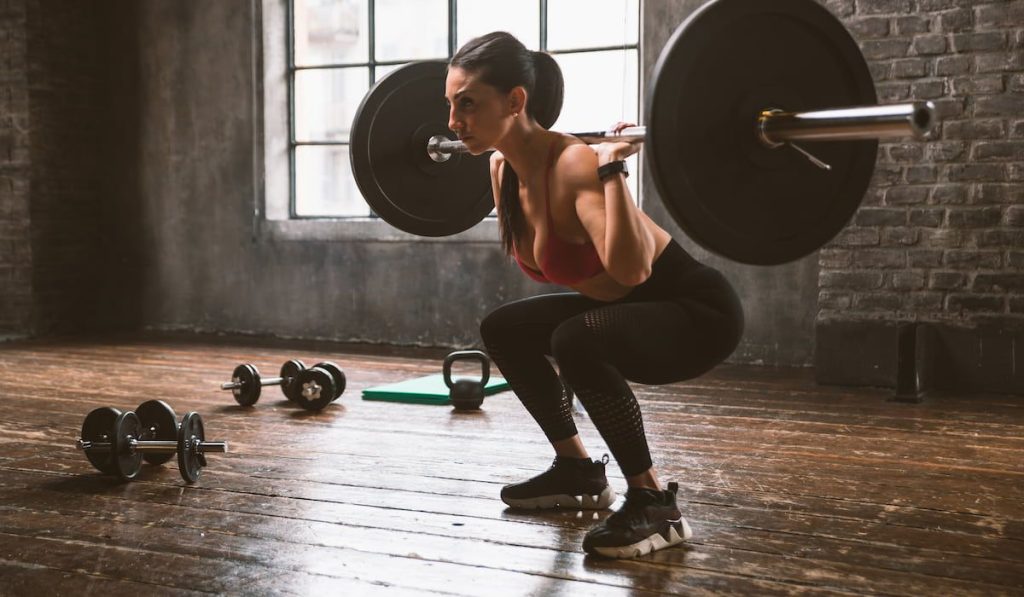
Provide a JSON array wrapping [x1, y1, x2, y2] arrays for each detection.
[[443, 350, 491, 390]]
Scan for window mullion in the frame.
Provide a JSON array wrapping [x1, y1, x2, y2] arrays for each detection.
[[288, 0, 297, 218], [539, 0, 547, 51]]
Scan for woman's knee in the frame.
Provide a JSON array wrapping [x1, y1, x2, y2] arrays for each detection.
[[550, 316, 598, 369], [479, 302, 527, 347]]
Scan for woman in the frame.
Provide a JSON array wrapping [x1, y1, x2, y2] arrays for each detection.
[[446, 32, 744, 559]]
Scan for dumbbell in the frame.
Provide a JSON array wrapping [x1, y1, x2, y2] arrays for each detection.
[[77, 405, 227, 483], [221, 359, 307, 406], [290, 361, 347, 411], [79, 400, 177, 474], [444, 350, 490, 411]]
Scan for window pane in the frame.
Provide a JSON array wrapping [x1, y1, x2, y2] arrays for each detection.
[[456, 1, 539, 50], [295, 67, 369, 142], [295, 145, 369, 217], [294, 0, 369, 66], [552, 49, 638, 133], [374, 63, 405, 81], [553, 49, 640, 202], [547, 0, 639, 51], [375, 0, 448, 61]]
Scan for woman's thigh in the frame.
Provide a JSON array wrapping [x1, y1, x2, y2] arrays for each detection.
[[480, 292, 605, 354], [553, 299, 738, 385]]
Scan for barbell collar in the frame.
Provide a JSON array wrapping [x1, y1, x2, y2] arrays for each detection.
[[758, 100, 936, 146], [428, 102, 934, 160]]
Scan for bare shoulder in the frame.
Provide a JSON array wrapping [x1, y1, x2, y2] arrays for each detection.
[[554, 142, 600, 189]]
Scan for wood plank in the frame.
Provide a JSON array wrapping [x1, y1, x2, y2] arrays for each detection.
[[0, 561, 206, 597], [4, 471, 1014, 596], [1, 335, 1022, 596], [0, 475, 844, 596]]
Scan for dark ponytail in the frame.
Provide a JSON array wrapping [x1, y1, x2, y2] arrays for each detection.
[[528, 51, 563, 129], [450, 32, 564, 258]]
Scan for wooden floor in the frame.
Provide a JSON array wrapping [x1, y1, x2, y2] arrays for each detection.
[[0, 335, 1022, 596]]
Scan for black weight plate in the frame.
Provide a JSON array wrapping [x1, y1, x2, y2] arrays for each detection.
[[647, 0, 877, 265], [350, 61, 493, 237], [136, 399, 178, 466], [291, 367, 337, 411], [231, 363, 261, 407], [279, 359, 306, 402], [177, 411, 206, 484], [112, 411, 144, 481], [81, 407, 122, 475], [313, 361, 347, 400]]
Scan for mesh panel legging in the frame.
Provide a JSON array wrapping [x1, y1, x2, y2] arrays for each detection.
[[480, 240, 744, 477]]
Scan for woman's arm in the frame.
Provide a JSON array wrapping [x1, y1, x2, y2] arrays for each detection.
[[565, 144, 656, 286]]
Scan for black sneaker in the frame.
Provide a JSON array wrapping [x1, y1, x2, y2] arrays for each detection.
[[500, 455, 616, 509], [582, 482, 692, 558]]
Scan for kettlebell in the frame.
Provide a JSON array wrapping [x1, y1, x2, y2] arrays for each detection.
[[443, 350, 491, 411]]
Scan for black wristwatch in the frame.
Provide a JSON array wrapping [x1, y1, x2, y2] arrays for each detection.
[[597, 159, 629, 182]]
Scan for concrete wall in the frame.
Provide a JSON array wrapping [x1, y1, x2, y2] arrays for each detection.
[[95, 0, 818, 364]]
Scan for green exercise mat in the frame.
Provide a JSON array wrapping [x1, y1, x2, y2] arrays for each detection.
[[362, 373, 509, 405]]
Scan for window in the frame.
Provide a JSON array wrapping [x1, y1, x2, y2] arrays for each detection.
[[289, 0, 640, 219]]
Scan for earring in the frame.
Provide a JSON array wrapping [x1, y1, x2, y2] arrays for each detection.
[[513, 111, 519, 118]]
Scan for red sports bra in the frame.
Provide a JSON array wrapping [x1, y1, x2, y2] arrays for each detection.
[[513, 141, 605, 286]]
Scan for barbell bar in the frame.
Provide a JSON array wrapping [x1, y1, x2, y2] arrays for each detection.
[[349, 0, 943, 264], [426, 101, 936, 160]]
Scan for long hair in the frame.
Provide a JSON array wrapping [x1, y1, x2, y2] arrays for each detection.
[[449, 32, 564, 257]]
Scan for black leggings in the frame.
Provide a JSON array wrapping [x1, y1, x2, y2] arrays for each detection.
[[480, 239, 744, 476]]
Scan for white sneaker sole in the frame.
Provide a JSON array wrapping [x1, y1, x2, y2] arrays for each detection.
[[590, 518, 693, 559], [501, 485, 617, 510]]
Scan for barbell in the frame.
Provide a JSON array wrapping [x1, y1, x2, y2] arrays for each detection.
[[348, 0, 939, 265]]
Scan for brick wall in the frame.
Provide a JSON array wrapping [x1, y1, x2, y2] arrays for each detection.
[[24, 0, 103, 334], [0, 0, 103, 336], [817, 0, 1024, 392], [0, 0, 33, 336]]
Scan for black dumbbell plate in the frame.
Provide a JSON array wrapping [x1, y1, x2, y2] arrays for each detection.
[[81, 407, 122, 475], [292, 367, 337, 411], [280, 359, 307, 402], [313, 361, 347, 401], [177, 411, 206, 484], [136, 399, 178, 466], [232, 363, 262, 407], [112, 411, 144, 481]]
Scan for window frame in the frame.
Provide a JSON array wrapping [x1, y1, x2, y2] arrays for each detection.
[[275, 0, 641, 238]]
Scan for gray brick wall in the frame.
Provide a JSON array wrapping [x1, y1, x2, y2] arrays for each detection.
[[0, 0, 33, 335], [24, 0, 103, 334], [0, 0, 103, 336], [819, 0, 1024, 328]]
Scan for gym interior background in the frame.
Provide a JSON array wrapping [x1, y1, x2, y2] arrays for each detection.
[[1, 0, 1021, 392], [0, 0, 1022, 594]]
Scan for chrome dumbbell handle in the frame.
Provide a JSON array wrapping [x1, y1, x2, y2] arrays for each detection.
[[220, 376, 285, 390], [76, 439, 229, 454]]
